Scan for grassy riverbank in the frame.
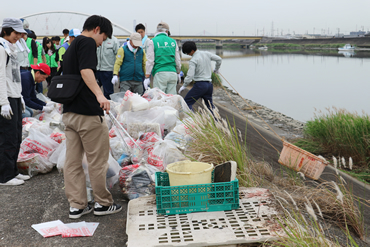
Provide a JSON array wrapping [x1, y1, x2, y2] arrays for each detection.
[[294, 108, 370, 184]]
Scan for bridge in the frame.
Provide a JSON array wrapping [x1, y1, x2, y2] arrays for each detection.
[[18, 11, 263, 49]]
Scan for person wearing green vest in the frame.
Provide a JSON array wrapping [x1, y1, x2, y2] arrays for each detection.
[[42, 37, 59, 86], [25, 31, 38, 66], [144, 22, 181, 95], [60, 28, 69, 45]]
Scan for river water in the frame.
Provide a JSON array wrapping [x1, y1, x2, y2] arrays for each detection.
[[184, 49, 370, 122]]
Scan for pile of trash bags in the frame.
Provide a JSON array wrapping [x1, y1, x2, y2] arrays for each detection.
[[18, 88, 194, 201]]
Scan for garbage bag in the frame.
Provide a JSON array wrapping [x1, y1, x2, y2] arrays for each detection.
[[17, 128, 60, 176], [119, 164, 158, 200], [119, 90, 149, 114], [109, 136, 131, 161]]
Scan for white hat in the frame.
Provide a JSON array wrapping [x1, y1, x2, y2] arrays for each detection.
[[130, 33, 142, 46]]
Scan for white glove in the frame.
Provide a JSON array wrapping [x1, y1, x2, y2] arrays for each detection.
[[21, 97, 25, 113], [143, 78, 150, 90], [46, 102, 54, 107], [1, 104, 13, 120], [178, 86, 186, 94], [42, 106, 53, 113], [111, 75, 119, 85], [213, 69, 219, 74], [177, 74, 182, 84]]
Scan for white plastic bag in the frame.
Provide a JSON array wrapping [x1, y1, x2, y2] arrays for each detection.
[[17, 128, 60, 176]]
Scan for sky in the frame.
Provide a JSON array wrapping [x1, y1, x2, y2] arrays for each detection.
[[1, 0, 370, 36]]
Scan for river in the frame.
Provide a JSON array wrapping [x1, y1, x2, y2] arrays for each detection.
[[184, 48, 370, 122]]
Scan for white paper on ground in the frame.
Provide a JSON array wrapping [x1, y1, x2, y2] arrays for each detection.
[[61, 221, 99, 238], [31, 220, 65, 238]]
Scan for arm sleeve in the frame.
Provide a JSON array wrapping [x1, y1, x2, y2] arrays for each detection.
[[113, 47, 124, 75], [211, 53, 222, 71], [58, 47, 66, 61], [142, 50, 146, 75], [55, 51, 59, 62], [145, 40, 154, 76], [183, 60, 196, 87], [175, 44, 181, 73], [0, 47, 9, 106], [113, 37, 120, 55], [31, 40, 38, 58], [21, 74, 45, 110], [77, 39, 98, 72]]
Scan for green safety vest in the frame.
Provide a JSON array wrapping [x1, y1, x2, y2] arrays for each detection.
[[46, 51, 58, 68], [36, 41, 43, 64], [26, 37, 35, 65], [152, 33, 177, 76]]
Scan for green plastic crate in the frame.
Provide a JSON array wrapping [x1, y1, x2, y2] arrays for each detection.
[[155, 172, 239, 215]]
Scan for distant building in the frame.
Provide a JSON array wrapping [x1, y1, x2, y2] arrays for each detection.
[[350, 30, 366, 36]]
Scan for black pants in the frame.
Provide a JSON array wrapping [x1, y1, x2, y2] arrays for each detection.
[[0, 97, 22, 183]]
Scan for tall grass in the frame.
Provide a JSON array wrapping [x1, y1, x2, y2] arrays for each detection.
[[295, 108, 370, 168], [182, 103, 261, 187], [181, 63, 222, 87]]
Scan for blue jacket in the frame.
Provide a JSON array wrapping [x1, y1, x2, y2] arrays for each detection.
[[119, 45, 144, 82], [21, 71, 46, 110]]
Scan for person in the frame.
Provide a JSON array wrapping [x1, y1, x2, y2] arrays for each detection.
[[62, 15, 121, 219], [21, 63, 53, 118], [25, 30, 38, 66], [123, 37, 129, 46], [52, 36, 61, 49], [29, 31, 46, 64], [144, 22, 181, 95], [28, 31, 45, 93], [112, 33, 146, 95], [178, 41, 222, 111], [16, 20, 31, 73], [60, 28, 69, 45], [135, 23, 150, 53], [96, 35, 119, 99], [0, 18, 30, 186], [57, 29, 80, 75], [43, 37, 59, 86]]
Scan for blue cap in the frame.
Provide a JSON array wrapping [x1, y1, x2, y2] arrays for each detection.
[[69, 28, 81, 37]]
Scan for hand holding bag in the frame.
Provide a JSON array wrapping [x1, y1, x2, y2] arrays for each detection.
[[47, 74, 84, 104]]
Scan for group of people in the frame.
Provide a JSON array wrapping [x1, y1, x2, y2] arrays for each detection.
[[0, 15, 222, 220]]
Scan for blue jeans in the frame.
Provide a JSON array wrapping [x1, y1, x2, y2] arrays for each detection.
[[22, 106, 33, 119], [96, 71, 114, 100], [184, 81, 214, 111]]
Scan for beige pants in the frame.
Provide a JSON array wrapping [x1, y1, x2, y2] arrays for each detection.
[[153, 71, 177, 95], [62, 112, 113, 209]]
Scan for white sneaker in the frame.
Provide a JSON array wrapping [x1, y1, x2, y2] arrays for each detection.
[[15, 173, 31, 181], [0, 178, 25, 186]]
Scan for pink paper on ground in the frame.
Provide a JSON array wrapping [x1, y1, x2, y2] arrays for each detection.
[[61, 222, 99, 238]]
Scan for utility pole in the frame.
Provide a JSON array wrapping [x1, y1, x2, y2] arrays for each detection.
[[271, 21, 274, 37]]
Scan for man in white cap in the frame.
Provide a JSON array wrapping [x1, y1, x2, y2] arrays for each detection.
[[144, 22, 181, 95], [112, 33, 146, 94]]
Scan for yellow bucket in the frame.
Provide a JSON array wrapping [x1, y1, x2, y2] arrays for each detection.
[[166, 161, 214, 186]]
